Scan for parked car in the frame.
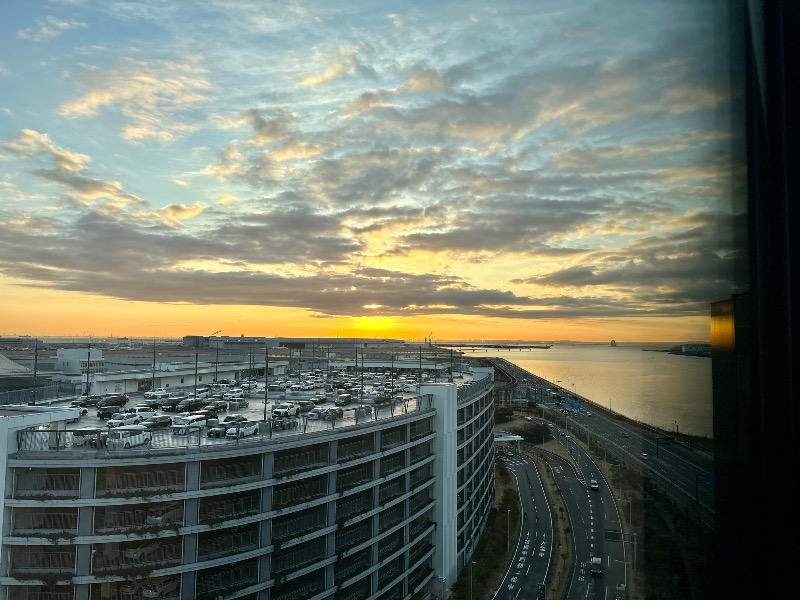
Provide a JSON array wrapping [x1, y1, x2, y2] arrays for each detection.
[[143, 388, 169, 400], [321, 407, 344, 421], [127, 405, 157, 420], [207, 414, 248, 438], [296, 400, 316, 413], [172, 414, 210, 434], [272, 403, 300, 418], [225, 421, 259, 438], [204, 400, 228, 412], [160, 395, 187, 412], [307, 407, 326, 420], [106, 425, 152, 449], [107, 412, 140, 428], [222, 388, 244, 400], [140, 415, 173, 430], [96, 395, 129, 409], [191, 388, 209, 399], [235, 398, 249, 408], [175, 397, 205, 413], [71, 427, 106, 447], [97, 405, 122, 419], [139, 397, 165, 409], [70, 395, 103, 408], [272, 417, 298, 430]]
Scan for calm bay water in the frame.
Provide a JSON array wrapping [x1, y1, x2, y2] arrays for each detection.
[[467, 343, 713, 439]]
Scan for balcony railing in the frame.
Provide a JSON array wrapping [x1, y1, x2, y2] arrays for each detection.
[[93, 543, 181, 575], [271, 580, 324, 600], [10, 589, 72, 600], [335, 551, 371, 584], [380, 429, 405, 450], [12, 510, 78, 535], [14, 472, 80, 498], [274, 445, 328, 478], [274, 476, 327, 510], [272, 540, 326, 577], [338, 437, 374, 463], [273, 508, 326, 543], [337, 464, 373, 493], [379, 506, 405, 533], [200, 460, 261, 488], [96, 468, 184, 497], [198, 526, 259, 561], [336, 521, 372, 553]]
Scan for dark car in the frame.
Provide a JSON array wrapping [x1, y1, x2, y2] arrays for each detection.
[[97, 405, 125, 419], [207, 414, 247, 438], [160, 395, 187, 412], [190, 408, 219, 421], [139, 398, 165, 409], [95, 395, 129, 409], [321, 407, 344, 421], [70, 395, 103, 408], [204, 400, 228, 413], [140, 415, 173, 430], [175, 398, 205, 413]]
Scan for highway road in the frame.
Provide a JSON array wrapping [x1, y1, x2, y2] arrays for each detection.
[[543, 406, 715, 521], [549, 435, 630, 600], [493, 452, 552, 600]]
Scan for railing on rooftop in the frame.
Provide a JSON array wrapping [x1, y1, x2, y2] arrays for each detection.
[[457, 376, 493, 403], [12, 399, 434, 458]]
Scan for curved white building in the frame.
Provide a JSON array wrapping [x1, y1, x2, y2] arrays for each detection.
[[0, 369, 495, 600]]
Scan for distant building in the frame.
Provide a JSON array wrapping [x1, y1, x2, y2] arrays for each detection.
[[681, 344, 712, 357]]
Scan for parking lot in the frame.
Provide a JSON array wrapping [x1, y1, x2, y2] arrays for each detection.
[[61, 385, 422, 449]]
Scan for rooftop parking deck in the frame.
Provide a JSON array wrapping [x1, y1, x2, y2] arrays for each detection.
[[9, 372, 492, 459]]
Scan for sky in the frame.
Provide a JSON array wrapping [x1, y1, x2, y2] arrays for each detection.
[[0, 0, 744, 343]]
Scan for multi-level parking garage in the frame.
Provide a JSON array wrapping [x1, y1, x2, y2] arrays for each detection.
[[0, 367, 496, 600]]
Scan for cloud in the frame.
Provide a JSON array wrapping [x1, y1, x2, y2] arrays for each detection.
[[59, 59, 214, 142], [387, 13, 403, 28], [1, 129, 143, 209], [144, 202, 205, 227], [18, 15, 87, 42], [299, 46, 359, 87]]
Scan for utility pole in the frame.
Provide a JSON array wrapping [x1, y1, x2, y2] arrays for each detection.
[[263, 345, 270, 421], [31, 340, 38, 405]]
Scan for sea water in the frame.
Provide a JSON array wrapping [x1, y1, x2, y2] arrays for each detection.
[[466, 342, 713, 438]]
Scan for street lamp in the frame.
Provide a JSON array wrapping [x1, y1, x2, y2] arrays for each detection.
[[507, 509, 511, 553], [470, 561, 475, 600]]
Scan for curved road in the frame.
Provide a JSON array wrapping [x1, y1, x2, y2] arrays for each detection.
[[493, 452, 553, 600]]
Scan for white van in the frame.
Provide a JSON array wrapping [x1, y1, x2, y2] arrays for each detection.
[[106, 425, 152, 449], [172, 414, 209, 435]]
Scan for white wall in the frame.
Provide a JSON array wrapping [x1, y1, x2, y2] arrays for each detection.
[[426, 382, 460, 587]]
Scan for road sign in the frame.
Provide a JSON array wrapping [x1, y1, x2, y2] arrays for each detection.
[[657, 437, 675, 445], [605, 529, 622, 542], [705, 472, 714, 485], [537, 583, 547, 599]]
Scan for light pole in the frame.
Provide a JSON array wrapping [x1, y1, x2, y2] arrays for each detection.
[[263, 346, 270, 421], [470, 561, 474, 600], [507, 509, 511, 553]]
